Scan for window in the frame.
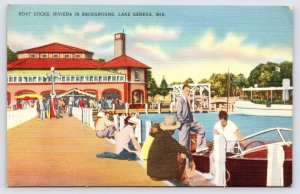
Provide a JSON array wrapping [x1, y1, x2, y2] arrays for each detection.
[[90, 76, 94, 82], [62, 76, 65, 82], [64, 54, 70, 58], [53, 54, 59, 58], [85, 76, 90, 82], [94, 76, 99, 82], [75, 54, 81, 58], [119, 76, 125, 82], [99, 76, 102, 82], [108, 76, 111, 82], [66, 76, 71, 82], [103, 76, 108, 82], [71, 76, 75, 82], [13, 76, 17, 82], [18, 77, 22, 82], [112, 76, 116, 82], [29, 77, 33, 82], [30, 54, 36, 58], [41, 54, 48, 58], [9, 76, 13, 83], [134, 69, 140, 81], [80, 76, 84, 82], [38, 76, 42, 82], [75, 76, 80, 82]]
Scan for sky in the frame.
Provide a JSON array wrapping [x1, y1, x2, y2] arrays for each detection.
[[7, 5, 293, 84]]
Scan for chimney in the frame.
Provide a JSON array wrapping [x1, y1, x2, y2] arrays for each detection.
[[114, 32, 126, 58]]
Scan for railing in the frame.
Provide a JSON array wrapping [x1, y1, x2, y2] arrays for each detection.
[[7, 106, 38, 129], [71, 107, 152, 144]]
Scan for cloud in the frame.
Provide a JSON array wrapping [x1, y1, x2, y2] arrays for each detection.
[[87, 34, 113, 46], [129, 25, 180, 41], [130, 42, 170, 62], [178, 30, 292, 65]]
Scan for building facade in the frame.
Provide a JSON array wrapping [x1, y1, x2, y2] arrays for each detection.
[[7, 33, 149, 108]]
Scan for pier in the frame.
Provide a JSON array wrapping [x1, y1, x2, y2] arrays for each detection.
[[7, 110, 214, 186]]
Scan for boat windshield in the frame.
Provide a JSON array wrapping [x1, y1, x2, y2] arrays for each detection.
[[237, 128, 292, 152]]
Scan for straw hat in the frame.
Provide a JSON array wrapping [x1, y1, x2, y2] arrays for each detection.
[[160, 115, 181, 130], [97, 111, 106, 118]]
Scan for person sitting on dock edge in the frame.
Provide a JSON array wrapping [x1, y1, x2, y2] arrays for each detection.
[[176, 83, 208, 152], [147, 115, 195, 185], [95, 111, 115, 139]]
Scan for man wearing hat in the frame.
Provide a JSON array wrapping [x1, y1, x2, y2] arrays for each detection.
[[115, 116, 141, 159], [147, 115, 195, 184], [95, 111, 115, 139]]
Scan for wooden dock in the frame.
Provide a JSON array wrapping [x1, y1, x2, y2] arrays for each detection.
[[7, 113, 214, 187]]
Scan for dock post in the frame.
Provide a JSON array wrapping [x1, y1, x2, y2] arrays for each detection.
[[213, 134, 227, 187], [145, 103, 148, 114], [267, 144, 284, 186], [113, 114, 119, 131], [119, 115, 125, 130], [125, 103, 129, 114], [135, 118, 142, 143], [145, 121, 152, 140], [112, 104, 116, 111], [158, 103, 161, 114], [89, 108, 94, 129]]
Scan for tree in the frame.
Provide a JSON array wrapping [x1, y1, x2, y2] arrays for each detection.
[[96, 58, 106, 63], [158, 76, 170, 98], [184, 77, 194, 84], [7, 46, 17, 62], [248, 61, 293, 87], [146, 70, 158, 101]]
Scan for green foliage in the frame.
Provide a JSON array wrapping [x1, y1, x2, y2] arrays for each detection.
[[158, 76, 170, 97], [184, 77, 194, 84], [97, 58, 106, 62], [7, 46, 17, 62], [147, 70, 158, 100], [248, 61, 292, 87]]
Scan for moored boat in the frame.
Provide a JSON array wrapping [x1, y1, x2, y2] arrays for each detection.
[[192, 127, 292, 187]]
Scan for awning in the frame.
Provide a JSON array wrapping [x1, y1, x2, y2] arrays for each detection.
[[56, 88, 96, 98], [14, 93, 43, 100]]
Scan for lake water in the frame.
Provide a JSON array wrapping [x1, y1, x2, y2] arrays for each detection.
[[139, 113, 292, 142]]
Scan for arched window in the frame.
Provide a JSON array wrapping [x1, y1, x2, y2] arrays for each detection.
[[132, 90, 144, 104]]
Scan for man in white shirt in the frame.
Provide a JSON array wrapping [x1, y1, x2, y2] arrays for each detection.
[[204, 110, 244, 180], [214, 111, 244, 152]]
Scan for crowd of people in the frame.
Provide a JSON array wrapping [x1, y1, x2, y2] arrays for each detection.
[[94, 84, 245, 185]]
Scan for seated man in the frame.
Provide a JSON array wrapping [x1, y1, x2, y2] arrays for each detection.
[[115, 117, 142, 159], [204, 110, 244, 180], [147, 115, 195, 185], [141, 123, 160, 169], [95, 111, 115, 139]]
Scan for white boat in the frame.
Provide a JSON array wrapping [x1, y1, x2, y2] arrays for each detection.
[[234, 100, 292, 117]]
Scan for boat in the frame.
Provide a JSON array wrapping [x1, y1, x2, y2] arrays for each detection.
[[192, 127, 292, 187], [234, 100, 292, 117]]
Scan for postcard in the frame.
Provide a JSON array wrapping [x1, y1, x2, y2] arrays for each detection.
[[7, 5, 293, 187]]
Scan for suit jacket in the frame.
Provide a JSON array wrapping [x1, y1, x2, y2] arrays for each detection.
[[176, 96, 197, 124]]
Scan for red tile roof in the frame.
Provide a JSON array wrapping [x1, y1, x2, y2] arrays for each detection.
[[7, 58, 104, 69], [102, 55, 150, 69], [18, 43, 93, 54]]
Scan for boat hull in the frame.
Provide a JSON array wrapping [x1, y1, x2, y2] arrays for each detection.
[[234, 101, 292, 117]]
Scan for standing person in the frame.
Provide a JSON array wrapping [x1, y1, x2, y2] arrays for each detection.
[[45, 99, 50, 119], [204, 110, 244, 180], [49, 93, 57, 119], [115, 117, 141, 159], [56, 98, 63, 118], [38, 97, 45, 120], [147, 115, 195, 184], [176, 83, 208, 152], [68, 96, 74, 117], [89, 98, 95, 108]]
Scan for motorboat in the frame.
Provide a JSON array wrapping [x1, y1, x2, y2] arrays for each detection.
[[192, 127, 292, 187]]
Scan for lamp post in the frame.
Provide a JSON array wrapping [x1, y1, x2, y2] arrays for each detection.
[[47, 67, 61, 96]]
